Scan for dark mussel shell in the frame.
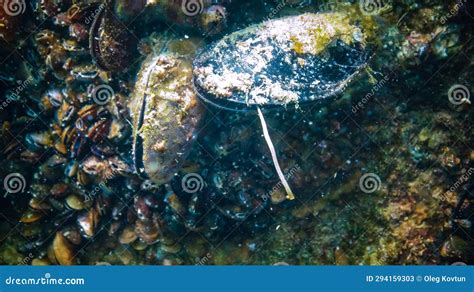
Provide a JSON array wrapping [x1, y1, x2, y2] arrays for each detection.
[[193, 13, 375, 111], [89, 2, 136, 72]]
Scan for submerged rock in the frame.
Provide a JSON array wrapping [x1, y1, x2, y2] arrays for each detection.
[[193, 12, 376, 110]]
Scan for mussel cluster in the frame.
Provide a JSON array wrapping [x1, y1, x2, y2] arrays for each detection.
[[0, 0, 233, 265], [1, 0, 306, 265]]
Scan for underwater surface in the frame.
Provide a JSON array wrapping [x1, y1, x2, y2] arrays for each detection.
[[0, 0, 473, 265]]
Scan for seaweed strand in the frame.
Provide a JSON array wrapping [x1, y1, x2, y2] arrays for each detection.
[[257, 107, 295, 200]]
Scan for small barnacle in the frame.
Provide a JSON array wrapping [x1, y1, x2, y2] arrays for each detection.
[[153, 140, 167, 153]]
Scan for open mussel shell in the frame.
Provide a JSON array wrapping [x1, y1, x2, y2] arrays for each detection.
[[193, 13, 374, 111]]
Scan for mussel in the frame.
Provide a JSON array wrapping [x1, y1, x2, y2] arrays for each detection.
[[89, 0, 136, 72], [129, 36, 205, 185], [193, 12, 375, 110]]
